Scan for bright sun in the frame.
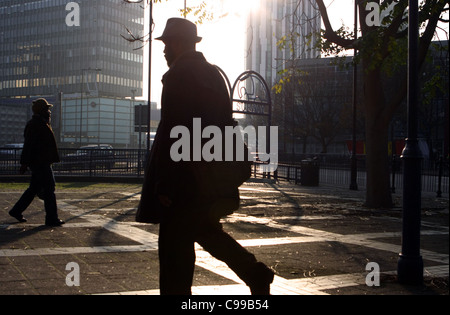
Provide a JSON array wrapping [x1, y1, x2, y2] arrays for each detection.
[[195, 0, 260, 81], [147, 0, 258, 103]]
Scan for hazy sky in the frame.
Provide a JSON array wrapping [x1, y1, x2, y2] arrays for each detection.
[[139, 0, 448, 103], [143, 0, 359, 103], [143, 0, 251, 103]]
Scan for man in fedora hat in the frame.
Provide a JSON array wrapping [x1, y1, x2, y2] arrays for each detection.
[[136, 18, 274, 295], [9, 98, 64, 227]]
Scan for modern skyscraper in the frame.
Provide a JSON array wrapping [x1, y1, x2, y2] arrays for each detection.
[[0, 0, 145, 146], [0, 0, 144, 98], [246, 0, 320, 86]]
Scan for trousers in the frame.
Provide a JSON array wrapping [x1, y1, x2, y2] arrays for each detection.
[[158, 211, 266, 295], [10, 164, 58, 221]]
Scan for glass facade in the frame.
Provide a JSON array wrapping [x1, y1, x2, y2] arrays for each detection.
[[62, 97, 159, 148], [0, 0, 144, 98], [246, 0, 321, 86], [0, 0, 146, 147]]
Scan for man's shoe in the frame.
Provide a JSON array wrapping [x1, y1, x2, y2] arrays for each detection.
[[45, 219, 65, 227], [9, 211, 27, 223], [249, 263, 275, 295]]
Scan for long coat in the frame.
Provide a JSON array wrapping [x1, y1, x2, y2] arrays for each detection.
[[136, 51, 239, 224], [20, 115, 60, 167]]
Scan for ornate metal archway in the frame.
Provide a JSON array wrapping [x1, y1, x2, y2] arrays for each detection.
[[227, 70, 275, 174], [230, 70, 272, 126], [214, 67, 272, 124]]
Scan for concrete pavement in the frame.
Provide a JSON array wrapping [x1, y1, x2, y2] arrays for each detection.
[[0, 180, 448, 296]]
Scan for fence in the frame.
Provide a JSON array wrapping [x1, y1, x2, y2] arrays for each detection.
[[0, 147, 147, 178], [0, 147, 448, 195], [256, 155, 448, 195]]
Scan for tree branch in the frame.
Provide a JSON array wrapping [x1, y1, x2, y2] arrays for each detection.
[[386, 0, 447, 118], [315, 0, 354, 48]]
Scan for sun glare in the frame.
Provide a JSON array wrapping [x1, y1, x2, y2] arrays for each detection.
[[217, 0, 260, 19], [195, 0, 260, 83], [145, 0, 261, 103]]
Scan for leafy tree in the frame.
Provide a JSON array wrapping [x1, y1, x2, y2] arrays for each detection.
[[280, 0, 448, 208], [125, 0, 448, 208]]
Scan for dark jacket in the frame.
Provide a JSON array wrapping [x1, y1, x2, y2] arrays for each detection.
[[20, 115, 60, 167], [136, 51, 238, 223]]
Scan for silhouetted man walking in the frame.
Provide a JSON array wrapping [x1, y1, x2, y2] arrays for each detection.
[[9, 98, 64, 227], [136, 18, 274, 295]]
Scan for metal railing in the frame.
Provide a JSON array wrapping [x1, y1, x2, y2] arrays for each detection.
[[0, 148, 448, 195], [0, 147, 148, 178], [252, 155, 449, 195]]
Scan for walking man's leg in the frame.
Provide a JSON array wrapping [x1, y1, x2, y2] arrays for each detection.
[[39, 165, 60, 225], [159, 217, 196, 295], [196, 219, 274, 294], [9, 170, 40, 222]]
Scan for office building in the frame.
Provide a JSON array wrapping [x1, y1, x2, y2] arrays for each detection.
[[246, 0, 321, 86], [0, 0, 144, 98], [0, 0, 145, 147], [62, 97, 159, 148]]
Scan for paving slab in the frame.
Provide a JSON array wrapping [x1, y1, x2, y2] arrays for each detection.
[[0, 181, 447, 298]]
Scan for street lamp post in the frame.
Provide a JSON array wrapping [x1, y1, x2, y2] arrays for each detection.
[[80, 71, 84, 145], [146, 1, 153, 152], [350, 0, 358, 190], [80, 68, 101, 146], [138, 103, 143, 175], [397, 0, 424, 285]]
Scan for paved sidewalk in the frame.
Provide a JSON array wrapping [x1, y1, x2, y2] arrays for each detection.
[[0, 180, 448, 296]]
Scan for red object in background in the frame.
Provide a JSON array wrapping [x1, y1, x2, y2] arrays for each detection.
[[346, 140, 406, 155], [394, 139, 406, 155], [346, 140, 366, 155]]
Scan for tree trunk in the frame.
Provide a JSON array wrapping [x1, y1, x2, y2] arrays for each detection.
[[363, 66, 394, 208], [313, 0, 446, 208]]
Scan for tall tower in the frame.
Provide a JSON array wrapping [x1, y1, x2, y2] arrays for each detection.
[[0, 0, 145, 146], [246, 0, 321, 86], [0, 0, 144, 98]]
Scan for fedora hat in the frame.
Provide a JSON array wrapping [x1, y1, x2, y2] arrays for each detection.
[[156, 18, 202, 43], [32, 98, 53, 114]]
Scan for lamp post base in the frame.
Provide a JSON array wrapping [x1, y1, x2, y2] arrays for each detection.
[[397, 254, 424, 285]]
